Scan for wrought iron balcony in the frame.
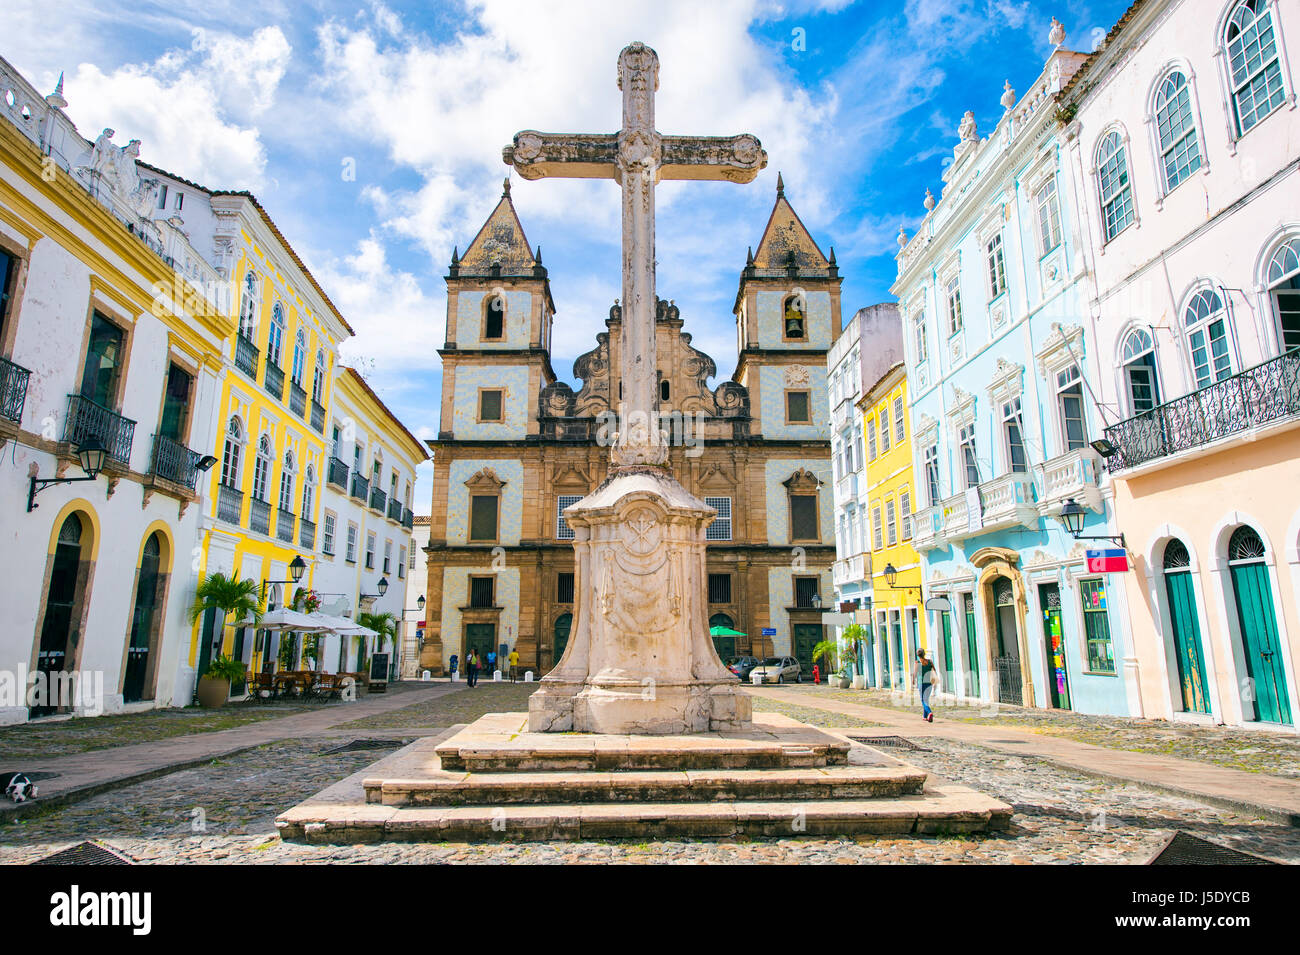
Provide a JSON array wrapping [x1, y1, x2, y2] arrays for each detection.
[[149, 433, 202, 490], [276, 507, 296, 543], [350, 473, 369, 501], [64, 394, 135, 466], [289, 380, 307, 417], [0, 355, 31, 424], [217, 483, 243, 524], [387, 498, 403, 522], [234, 334, 259, 379], [370, 486, 387, 513], [1102, 349, 1300, 471], [249, 497, 271, 536], [327, 456, 348, 489], [263, 361, 285, 402], [402, 506, 414, 529], [299, 517, 316, 550], [310, 399, 325, 433], [1038, 447, 1103, 515]]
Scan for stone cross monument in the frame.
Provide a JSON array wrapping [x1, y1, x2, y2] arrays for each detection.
[[504, 42, 767, 734]]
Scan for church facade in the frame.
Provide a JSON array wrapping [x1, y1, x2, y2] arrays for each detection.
[[421, 179, 839, 676]]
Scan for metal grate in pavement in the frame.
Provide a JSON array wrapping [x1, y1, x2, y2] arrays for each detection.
[[1147, 832, 1277, 865], [321, 738, 405, 755], [33, 841, 134, 865], [847, 735, 928, 752]]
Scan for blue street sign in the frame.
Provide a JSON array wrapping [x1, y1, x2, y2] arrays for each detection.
[[761, 627, 776, 636]]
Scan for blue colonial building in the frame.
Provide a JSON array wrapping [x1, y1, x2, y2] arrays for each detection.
[[891, 42, 1141, 717]]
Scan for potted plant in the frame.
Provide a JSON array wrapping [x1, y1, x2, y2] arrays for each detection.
[[197, 654, 246, 708], [188, 571, 262, 698], [812, 639, 845, 686], [841, 624, 869, 689]]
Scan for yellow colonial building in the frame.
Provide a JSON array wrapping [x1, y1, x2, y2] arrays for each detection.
[[859, 361, 927, 690]]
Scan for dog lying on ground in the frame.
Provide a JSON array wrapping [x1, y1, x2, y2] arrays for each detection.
[[1, 772, 38, 802]]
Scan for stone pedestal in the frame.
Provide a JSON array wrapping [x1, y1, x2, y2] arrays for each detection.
[[527, 466, 752, 734]]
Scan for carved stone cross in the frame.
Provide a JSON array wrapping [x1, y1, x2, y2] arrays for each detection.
[[504, 42, 767, 466]]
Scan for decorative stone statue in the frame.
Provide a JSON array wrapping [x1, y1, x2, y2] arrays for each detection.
[[1049, 17, 1066, 47], [958, 110, 978, 144]]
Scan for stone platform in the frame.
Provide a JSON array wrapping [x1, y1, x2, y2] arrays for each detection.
[[276, 713, 1012, 843]]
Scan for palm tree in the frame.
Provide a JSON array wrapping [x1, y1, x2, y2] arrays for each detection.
[[188, 572, 262, 683], [357, 611, 398, 651], [811, 639, 840, 676]]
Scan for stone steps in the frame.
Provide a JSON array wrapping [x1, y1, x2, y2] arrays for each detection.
[[279, 785, 1012, 843], [367, 765, 927, 806]]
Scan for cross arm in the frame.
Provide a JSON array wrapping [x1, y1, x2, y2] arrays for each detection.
[[659, 134, 767, 183], [502, 130, 619, 180]]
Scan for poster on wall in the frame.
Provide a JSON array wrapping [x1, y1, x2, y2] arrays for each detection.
[[1085, 548, 1129, 573]]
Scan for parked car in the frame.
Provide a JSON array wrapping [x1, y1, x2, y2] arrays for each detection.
[[749, 657, 801, 684], [727, 656, 761, 681]]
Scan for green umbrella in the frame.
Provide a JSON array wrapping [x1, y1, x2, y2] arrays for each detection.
[[709, 625, 747, 637]]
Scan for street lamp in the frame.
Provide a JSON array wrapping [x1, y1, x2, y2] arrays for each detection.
[[27, 437, 107, 511], [1058, 497, 1125, 547], [361, 576, 389, 601], [882, 562, 921, 596], [260, 554, 307, 601]]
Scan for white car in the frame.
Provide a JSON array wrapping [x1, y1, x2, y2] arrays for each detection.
[[749, 657, 801, 684]]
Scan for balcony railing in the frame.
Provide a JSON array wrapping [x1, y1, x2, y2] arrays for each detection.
[[249, 497, 271, 536], [370, 486, 387, 513], [217, 483, 243, 524], [835, 472, 858, 503], [387, 498, 403, 522], [327, 456, 348, 489], [0, 355, 31, 424], [402, 506, 414, 529], [977, 473, 1038, 533], [1103, 349, 1300, 471], [310, 399, 325, 433], [149, 433, 202, 490], [940, 492, 973, 539], [276, 507, 296, 543], [64, 394, 135, 466], [911, 505, 946, 552], [234, 334, 259, 379], [1038, 447, 1103, 514], [299, 517, 316, 550], [264, 361, 285, 402], [350, 473, 369, 501], [832, 554, 866, 587], [289, 380, 307, 417]]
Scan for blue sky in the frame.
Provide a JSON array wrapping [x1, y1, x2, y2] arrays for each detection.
[[6, 0, 1132, 512]]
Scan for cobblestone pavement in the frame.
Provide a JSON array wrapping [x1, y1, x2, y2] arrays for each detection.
[[3, 688, 1297, 864], [749, 696, 882, 728], [775, 684, 1300, 779], [340, 681, 535, 728]]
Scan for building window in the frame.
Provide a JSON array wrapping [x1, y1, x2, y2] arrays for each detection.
[[705, 497, 732, 541], [923, 443, 940, 505], [1079, 578, 1116, 673], [80, 311, 126, 408], [1056, 365, 1087, 451], [783, 294, 806, 339], [365, 532, 376, 570], [785, 390, 811, 424], [913, 311, 928, 363], [252, 435, 272, 502], [872, 504, 883, 551], [794, 576, 820, 608], [1225, 0, 1287, 136], [885, 498, 897, 546], [278, 452, 295, 513], [1154, 71, 1202, 191], [1035, 177, 1063, 253], [0, 248, 19, 341], [291, 329, 306, 386], [484, 294, 505, 340], [322, 512, 336, 555], [479, 389, 503, 422], [469, 494, 499, 542], [408, 545, 417, 570], [879, 407, 891, 452], [301, 465, 315, 520], [790, 494, 819, 541], [899, 489, 913, 540], [268, 303, 285, 367], [660, 379, 670, 402], [893, 395, 905, 443], [708, 573, 732, 604], [1183, 288, 1233, 387], [1265, 236, 1300, 354], [398, 545, 406, 578], [221, 417, 243, 488], [346, 523, 358, 563], [1096, 131, 1135, 242], [1121, 328, 1162, 414], [557, 572, 574, 604], [985, 233, 1007, 297], [866, 418, 877, 460], [946, 274, 963, 335], [383, 540, 392, 574], [313, 349, 326, 403], [469, 576, 495, 608], [958, 423, 979, 488], [239, 272, 258, 341], [1001, 397, 1027, 472], [556, 494, 581, 540]]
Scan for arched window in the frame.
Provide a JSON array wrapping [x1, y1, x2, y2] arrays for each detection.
[[1264, 236, 1300, 354], [783, 294, 806, 339], [1096, 130, 1135, 241], [239, 272, 258, 340], [1121, 328, 1162, 414], [1153, 71, 1202, 191], [268, 303, 285, 367], [279, 450, 296, 512], [1228, 525, 1266, 562], [291, 329, 306, 385], [1183, 288, 1233, 387], [1224, 0, 1287, 136], [252, 435, 272, 502], [221, 417, 243, 488], [301, 464, 315, 520], [659, 379, 670, 402], [484, 294, 505, 340], [312, 348, 326, 402]]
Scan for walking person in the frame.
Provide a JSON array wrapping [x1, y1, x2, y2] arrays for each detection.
[[508, 648, 520, 683], [917, 649, 937, 722], [487, 649, 497, 680], [466, 649, 479, 688]]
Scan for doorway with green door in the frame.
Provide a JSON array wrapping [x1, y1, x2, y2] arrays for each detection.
[[1227, 526, 1292, 725], [465, 623, 497, 674], [1161, 539, 1210, 715], [792, 622, 821, 682]]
